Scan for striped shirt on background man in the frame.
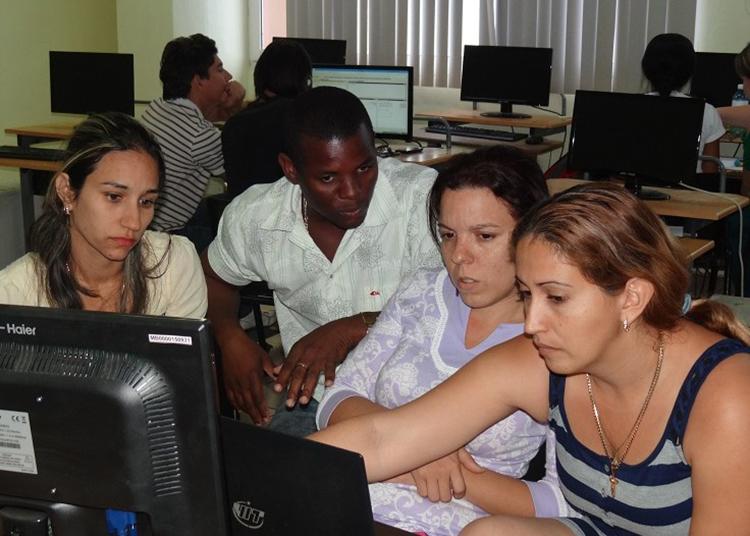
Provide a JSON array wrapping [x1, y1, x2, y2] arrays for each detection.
[[141, 97, 224, 231]]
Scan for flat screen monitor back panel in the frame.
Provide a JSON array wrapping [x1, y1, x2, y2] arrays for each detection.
[[460, 45, 553, 107], [49, 51, 135, 116], [273, 36, 347, 65], [568, 90, 704, 185], [691, 52, 741, 107]]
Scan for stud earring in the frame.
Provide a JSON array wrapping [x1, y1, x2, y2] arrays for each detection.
[[622, 318, 630, 332], [63, 206, 71, 216]]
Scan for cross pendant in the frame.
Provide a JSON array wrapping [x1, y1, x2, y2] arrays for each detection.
[[609, 475, 618, 497]]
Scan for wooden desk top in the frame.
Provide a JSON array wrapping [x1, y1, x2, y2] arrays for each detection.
[[678, 237, 714, 262], [413, 127, 564, 156], [6, 123, 78, 140], [0, 157, 62, 172], [547, 178, 749, 221], [397, 146, 474, 166], [415, 109, 571, 129]]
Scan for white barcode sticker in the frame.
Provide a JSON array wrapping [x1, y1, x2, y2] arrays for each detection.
[[0, 409, 37, 474]]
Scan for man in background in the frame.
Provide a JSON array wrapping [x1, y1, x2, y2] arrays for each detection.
[[142, 33, 241, 252]]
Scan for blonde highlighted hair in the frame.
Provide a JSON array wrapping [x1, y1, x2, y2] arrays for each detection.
[[511, 182, 750, 344]]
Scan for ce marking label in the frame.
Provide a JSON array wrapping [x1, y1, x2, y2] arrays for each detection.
[[11, 415, 27, 424]]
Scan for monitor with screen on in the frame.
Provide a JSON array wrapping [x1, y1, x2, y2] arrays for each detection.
[[0, 305, 228, 536], [272, 36, 347, 65], [312, 64, 414, 139], [460, 45, 553, 119], [691, 51, 741, 107], [49, 51, 135, 116], [567, 90, 705, 199]]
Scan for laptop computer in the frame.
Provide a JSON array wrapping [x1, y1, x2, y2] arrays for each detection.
[[220, 417, 412, 536]]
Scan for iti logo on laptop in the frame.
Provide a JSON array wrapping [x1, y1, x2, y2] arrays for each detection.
[[232, 501, 265, 529]]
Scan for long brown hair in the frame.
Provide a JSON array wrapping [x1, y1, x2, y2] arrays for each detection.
[[511, 182, 750, 344], [30, 112, 167, 313]]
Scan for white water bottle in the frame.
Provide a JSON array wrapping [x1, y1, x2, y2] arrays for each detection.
[[732, 83, 748, 107]]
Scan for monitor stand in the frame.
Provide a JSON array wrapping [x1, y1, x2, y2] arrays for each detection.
[[625, 176, 670, 200], [480, 102, 531, 119]]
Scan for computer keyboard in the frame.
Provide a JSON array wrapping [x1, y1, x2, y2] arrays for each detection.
[[0, 145, 66, 161], [425, 123, 528, 142]]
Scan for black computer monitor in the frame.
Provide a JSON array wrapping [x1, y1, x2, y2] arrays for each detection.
[[312, 64, 414, 139], [460, 45, 553, 119], [691, 52, 741, 107], [568, 90, 705, 199], [49, 51, 135, 116], [272, 36, 347, 65], [0, 305, 228, 536]]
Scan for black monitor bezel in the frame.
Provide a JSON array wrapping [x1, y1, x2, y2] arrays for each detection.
[[272, 36, 347, 65], [460, 45, 553, 108], [567, 90, 705, 188], [49, 51, 135, 116], [311, 64, 414, 140], [690, 51, 741, 108]]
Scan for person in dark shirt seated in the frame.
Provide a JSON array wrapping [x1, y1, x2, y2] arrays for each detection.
[[222, 40, 312, 198]]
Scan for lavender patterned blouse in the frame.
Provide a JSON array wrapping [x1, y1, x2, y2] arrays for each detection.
[[317, 268, 568, 535]]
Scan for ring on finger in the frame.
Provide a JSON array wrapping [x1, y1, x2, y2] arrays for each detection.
[[295, 362, 309, 370]]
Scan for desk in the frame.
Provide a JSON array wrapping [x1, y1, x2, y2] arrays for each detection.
[[412, 126, 565, 156], [5, 123, 75, 248], [415, 109, 571, 132], [0, 156, 63, 249], [6, 123, 77, 146], [679, 237, 715, 262], [547, 178, 749, 220], [397, 145, 475, 166]]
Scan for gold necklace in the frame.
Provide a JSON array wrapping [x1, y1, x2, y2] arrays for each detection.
[[586, 335, 664, 497]]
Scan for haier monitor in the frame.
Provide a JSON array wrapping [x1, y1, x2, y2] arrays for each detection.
[[49, 51, 135, 116], [460, 45, 553, 119], [312, 64, 414, 139], [273, 36, 347, 65], [691, 52, 741, 107], [0, 305, 228, 535], [568, 90, 705, 197]]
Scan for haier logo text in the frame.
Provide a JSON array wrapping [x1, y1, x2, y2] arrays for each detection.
[[0, 323, 37, 336]]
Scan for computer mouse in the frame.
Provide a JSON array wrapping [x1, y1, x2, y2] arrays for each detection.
[[525, 135, 544, 145]]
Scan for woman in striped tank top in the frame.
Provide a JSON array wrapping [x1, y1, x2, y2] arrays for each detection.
[[311, 182, 750, 535]]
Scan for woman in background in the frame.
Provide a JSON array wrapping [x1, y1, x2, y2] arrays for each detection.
[[0, 112, 206, 318], [642, 33, 725, 173], [316, 146, 568, 535]]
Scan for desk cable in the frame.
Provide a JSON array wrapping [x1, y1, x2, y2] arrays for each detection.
[[678, 181, 744, 297]]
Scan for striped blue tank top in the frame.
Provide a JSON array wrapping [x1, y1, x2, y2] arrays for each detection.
[[550, 338, 748, 535]]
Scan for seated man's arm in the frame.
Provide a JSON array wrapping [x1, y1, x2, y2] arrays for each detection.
[[273, 312, 373, 408], [201, 250, 275, 424]]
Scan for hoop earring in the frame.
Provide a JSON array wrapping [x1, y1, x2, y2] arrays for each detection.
[[623, 318, 631, 332]]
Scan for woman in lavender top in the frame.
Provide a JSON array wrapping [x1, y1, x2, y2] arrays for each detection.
[[316, 145, 568, 535]]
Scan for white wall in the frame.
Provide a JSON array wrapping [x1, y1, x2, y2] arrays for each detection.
[[695, 0, 750, 53]]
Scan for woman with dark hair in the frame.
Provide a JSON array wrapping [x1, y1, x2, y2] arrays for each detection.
[[312, 182, 750, 534], [642, 33, 725, 173], [0, 112, 206, 318], [222, 39, 313, 197], [315, 146, 569, 535]]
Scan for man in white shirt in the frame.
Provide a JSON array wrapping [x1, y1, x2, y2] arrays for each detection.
[[141, 34, 240, 252], [202, 87, 441, 435]]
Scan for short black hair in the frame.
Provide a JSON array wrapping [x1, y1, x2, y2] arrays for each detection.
[[641, 33, 695, 97], [283, 86, 375, 169], [428, 145, 549, 246], [160, 33, 218, 100], [254, 40, 312, 98]]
